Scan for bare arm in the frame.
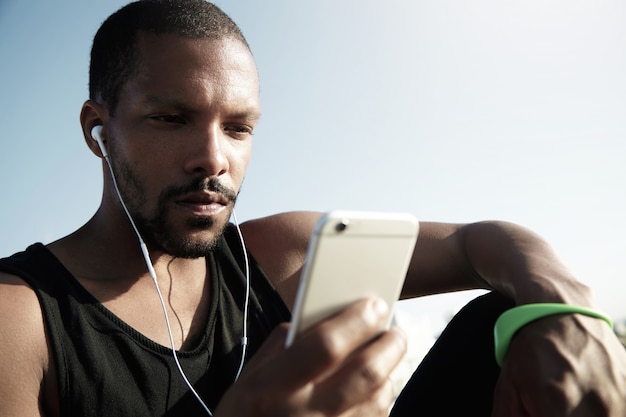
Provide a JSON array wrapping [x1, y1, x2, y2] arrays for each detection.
[[403, 220, 592, 305], [0, 273, 53, 417], [243, 212, 626, 416], [241, 211, 321, 310], [243, 214, 591, 306], [401, 220, 626, 416]]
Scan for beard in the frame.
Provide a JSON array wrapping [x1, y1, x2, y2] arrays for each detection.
[[109, 145, 239, 259]]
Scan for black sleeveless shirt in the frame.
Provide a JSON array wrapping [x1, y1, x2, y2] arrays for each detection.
[[0, 225, 291, 416]]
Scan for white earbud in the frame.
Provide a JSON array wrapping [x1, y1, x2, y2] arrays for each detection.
[[91, 125, 108, 158]]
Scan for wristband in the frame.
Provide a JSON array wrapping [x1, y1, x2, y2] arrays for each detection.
[[494, 303, 613, 366]]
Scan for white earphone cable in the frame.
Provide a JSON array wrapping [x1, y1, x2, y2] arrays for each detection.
[[147, 245, 214, 416], [104, 154, 214, 414], [231, 209, 250, 382], [101, 150, 250, 416]]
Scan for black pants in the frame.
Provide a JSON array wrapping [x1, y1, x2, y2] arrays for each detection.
[[391, 292, 514, 416]]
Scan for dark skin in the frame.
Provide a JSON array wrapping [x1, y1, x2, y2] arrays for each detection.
[[0, 33, 624, 417]]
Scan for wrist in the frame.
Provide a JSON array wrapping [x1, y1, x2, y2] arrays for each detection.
[[512, 274, 595, 307], [493, 303, 613, 366]]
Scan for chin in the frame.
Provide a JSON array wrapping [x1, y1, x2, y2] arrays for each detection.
[[143, 207, 232, 258], [166, 218, 229, 258], [169, 240, 219, 259], [161, 230, 221, 258]]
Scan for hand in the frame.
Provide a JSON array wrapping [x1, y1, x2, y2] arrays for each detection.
[[492, 314, 626, 416], [214, 297, 407, 416]]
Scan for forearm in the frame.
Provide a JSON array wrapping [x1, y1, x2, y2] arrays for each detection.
[[461, 220, 594, 306], [404, 220, 594, 306], [406, 221, 626, 417]]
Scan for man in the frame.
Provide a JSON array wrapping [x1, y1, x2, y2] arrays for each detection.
[[0, 1, 624, 416]]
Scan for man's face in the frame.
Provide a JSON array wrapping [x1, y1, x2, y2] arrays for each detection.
[[106, 33, 260, 258]]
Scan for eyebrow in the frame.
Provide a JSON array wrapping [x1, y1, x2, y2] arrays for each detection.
[[142, 95, 194, 112], [142, 95, 261, 120], [231, 109, 262, 122]]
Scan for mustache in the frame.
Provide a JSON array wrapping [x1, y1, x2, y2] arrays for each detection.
[[160, 177, 238, 203]]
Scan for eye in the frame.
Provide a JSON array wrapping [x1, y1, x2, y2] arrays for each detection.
[[150, 114, 186, 125], [224, 124, 254, 139]]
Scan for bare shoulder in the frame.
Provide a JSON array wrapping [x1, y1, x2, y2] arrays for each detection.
[[239, 211, 322, 309], [241, 211, 321, 247], [0, 272, 48, 345], [0, 272, 51, 416]]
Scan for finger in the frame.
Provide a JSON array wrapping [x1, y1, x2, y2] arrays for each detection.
[[311, 326, 407, 415], [339, 377, 397, 417], [278, 297, 392, 386], [225, 297, 393, 416]]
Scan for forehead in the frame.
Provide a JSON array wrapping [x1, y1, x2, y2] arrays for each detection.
[[121, 32, 260, 111]]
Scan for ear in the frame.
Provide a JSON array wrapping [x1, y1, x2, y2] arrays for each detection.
[[80, 99, 109, 158]]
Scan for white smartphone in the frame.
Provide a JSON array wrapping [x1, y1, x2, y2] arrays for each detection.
[[285, 210, 419, 347]]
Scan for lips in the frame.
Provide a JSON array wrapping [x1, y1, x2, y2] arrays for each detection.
[[176, 191, 230, 215]]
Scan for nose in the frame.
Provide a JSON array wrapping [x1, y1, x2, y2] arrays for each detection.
[[183, 124, 229, 176]]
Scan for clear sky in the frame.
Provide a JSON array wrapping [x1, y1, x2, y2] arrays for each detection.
[[1, 0, 625, 324]]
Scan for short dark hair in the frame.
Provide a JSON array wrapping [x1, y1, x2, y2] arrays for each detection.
[[89, 0, 249, 114]]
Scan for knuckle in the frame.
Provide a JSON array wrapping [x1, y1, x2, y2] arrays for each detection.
[[377, 379, 396, 412], [356, 361, 387, 388], [361, 380, 395, 416], [314, 331, 348, 363], [390, 327, 408, 357]]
